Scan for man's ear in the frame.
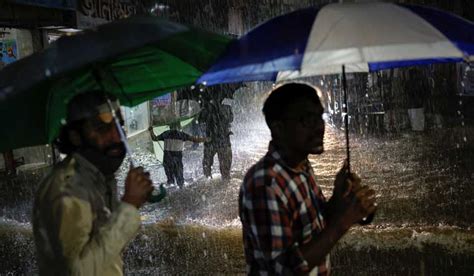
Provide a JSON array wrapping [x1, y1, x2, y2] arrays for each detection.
[[269, 120, 283, 139], [68, 129, 82, 147]]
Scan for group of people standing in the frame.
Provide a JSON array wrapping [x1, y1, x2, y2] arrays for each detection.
[[32, 82, 376, 275], [149, 89, 235, 188]]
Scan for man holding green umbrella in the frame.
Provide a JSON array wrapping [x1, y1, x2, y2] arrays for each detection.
[[33, 91, 154, 275], [0, 15, 232, 275]]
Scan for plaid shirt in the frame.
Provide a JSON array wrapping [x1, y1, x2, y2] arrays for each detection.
[[239, 143, 329, 275]]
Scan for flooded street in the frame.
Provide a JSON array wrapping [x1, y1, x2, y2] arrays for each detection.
[[119, 98, 474, 230], [1, 0, 473, 275], [1, 88, 473, 275], [117, 89, 474, 274]]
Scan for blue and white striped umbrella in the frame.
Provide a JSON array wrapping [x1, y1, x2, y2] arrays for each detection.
[[198, 2, 474, 85]]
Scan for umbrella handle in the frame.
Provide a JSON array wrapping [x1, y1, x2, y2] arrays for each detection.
[[92, 68, 135, 167], [342, 65, 375, 225], [359, 213, 375, 225]]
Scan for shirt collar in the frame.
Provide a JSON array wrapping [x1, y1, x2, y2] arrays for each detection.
[[267, 141, 312, 174], [72, 152, 107, 183]]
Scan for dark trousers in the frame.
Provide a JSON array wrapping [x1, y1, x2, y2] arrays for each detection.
[[203, 140, 232, 180], [163, 151, 184, 187]]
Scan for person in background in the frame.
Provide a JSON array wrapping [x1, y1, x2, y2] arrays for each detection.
[[199, 96, 233, 181], [239, 83, 377, 275], [33, 91, 154, 276], [149, 122, 207, 188], [190, 119, 203, 150]]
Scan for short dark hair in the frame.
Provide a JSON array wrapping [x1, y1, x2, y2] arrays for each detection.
[[262, 82, 321, 126], [54, 120, 85, 154], [54, 91, 117, 154]]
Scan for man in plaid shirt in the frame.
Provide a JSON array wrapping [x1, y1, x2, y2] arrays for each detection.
[[239, 83, 377, 275]]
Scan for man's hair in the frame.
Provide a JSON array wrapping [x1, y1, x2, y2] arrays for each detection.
[[54, 120, 85, 154], [54, 91, 116, 154], [262, 82, 321, 126]]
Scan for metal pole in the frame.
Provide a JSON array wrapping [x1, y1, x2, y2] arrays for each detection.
[[105, 97, 135, 168], [342, 65, 351, 173], [92, 68, 135, 168], [343, 65, 374, 225]]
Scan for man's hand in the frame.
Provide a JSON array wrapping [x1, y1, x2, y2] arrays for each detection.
[[333, 161, 353, 201], [121, 166, 154, 209], [331, 161, 377, 227], [348, 184, 377, 224]]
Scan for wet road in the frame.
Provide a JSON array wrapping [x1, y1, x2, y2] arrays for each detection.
[[1, 89, 473, 274], [117, 99, 474, 274], [119, 114, 474, 230]]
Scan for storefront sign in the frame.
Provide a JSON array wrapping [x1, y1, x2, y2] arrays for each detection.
[[79, 0, 143, 22], [9, 0, 76, 10]]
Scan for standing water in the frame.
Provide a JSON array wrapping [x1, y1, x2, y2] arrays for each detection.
[[0, 84, 473, 275]]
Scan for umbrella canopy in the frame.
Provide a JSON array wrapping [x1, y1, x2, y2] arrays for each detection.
[[0, 16, 232, 151], [198, 2, 474, 85], [196, 3, 473, 225]]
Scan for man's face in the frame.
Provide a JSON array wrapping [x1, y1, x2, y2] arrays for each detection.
[[276, 98, 325, 155], [80, 110, 126, 158]]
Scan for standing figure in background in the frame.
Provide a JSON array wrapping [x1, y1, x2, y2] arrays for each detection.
[[190, 118, 203, 150], [149, 122, 207, 188], [199, 96, 234, 181]]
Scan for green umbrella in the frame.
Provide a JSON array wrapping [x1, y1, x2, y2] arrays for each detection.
[[0, 16, 232, 151]]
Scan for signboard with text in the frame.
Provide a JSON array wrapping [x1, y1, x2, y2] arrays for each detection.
[[76, 0, 144, 28], [9, 0, 76, 10]]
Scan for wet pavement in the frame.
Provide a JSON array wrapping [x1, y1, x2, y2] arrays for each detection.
[[1, 93, 473, 274]]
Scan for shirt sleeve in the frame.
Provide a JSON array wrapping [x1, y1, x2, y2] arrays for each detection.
[[150, 130, 164, 141], [55, 196, 141, 275], [240, 171, 309, 274], [178, 131, 193, 141], [155, 132, 166, 141]]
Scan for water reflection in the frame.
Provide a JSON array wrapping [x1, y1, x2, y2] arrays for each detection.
[[1, 87, 473, 274]]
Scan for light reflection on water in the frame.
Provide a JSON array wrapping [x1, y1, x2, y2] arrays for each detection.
[[119, 117, 474, 274], [118, 120, 474, 229], [1, 94, 473, 274]]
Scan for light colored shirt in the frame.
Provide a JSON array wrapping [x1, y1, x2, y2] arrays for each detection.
[[33, 153, 141, 276]]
